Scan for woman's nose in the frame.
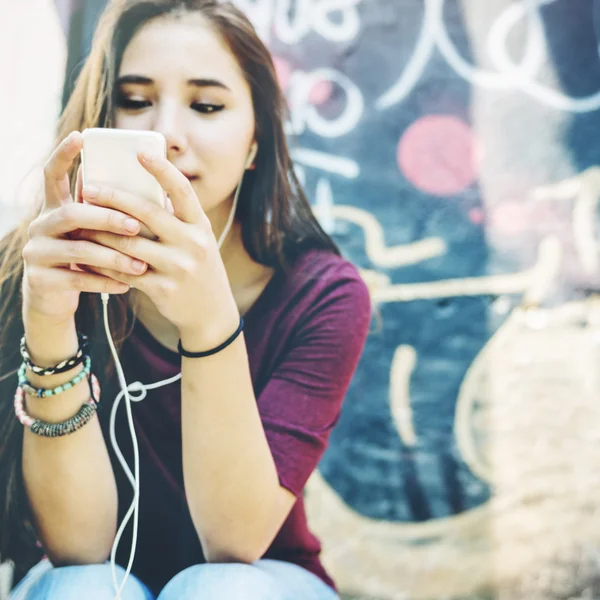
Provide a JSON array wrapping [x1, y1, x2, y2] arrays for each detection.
[[160, 129, 188, 158], [153, 106, 188, 156]]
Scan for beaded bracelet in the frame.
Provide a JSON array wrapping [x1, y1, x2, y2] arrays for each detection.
[[14, 374, 101, 437], [18, 357, 92, 398], [20, 332, 89, 376]]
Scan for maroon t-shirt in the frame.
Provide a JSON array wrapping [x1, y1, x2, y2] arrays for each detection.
[[97, 248, 372, 596]]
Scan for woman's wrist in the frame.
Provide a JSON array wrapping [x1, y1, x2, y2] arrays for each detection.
[[178, 312, 241, 356], [22, 316, 79, 370], [18, 331, 92, 424]]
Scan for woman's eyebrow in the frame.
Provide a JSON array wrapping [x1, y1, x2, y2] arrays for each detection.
[[188, 78, 232, 92], [116, 74, 231, 91], [116, 74, 153, 86]]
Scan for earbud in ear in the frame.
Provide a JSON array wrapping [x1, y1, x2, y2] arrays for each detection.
[[246, 142, 258, 170]]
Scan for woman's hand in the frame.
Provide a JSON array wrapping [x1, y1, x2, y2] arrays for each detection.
[[75, 152, 240, 349], [21, 131, 149, 327]]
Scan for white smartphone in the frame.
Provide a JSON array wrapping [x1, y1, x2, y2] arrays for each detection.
[[81, 128, 167, 239]]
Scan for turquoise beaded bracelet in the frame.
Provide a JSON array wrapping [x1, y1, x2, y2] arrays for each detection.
[[18, 356, 92, 398], [14, 374, 101, 437]]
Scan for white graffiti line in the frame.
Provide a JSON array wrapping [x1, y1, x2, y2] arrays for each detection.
[[378, 0, 600, 114], [454, 309, 520, 483], [292, 148, 360, 178], [522, 236, 563, 306], [390, 345, 418, 448], [372, 273, 526, 302], [377, 0, 542, 109], [435, 0, 517, 90], [486, 0, 546, 79], [454, 301, 592, 485], [275, 0, 361, 45], [376, 0, 437, 110], [371, 236, 561, 304], [274, 0, 312, 44], [234, 0, 361, 45], [314, 177, 336, 233], [487, 0, 600, 112], [312, 0, 362, 43], [358, 268, 391, 302], [487, 0, 546, 79], [312, 204, 447, 267], [454, 237, 563, 483], [307, 68, 364, 137], [435, 0, 546, 90], [307, 468, 495, 540]]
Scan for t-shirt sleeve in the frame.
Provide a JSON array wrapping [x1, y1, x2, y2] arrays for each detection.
[[257, 262, 372, 497]]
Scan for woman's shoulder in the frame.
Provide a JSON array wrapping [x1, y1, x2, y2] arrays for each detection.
[[292, 247, 368, 286], [283, 247, 372, 319]]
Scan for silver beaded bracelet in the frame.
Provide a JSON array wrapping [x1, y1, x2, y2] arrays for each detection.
[[14, 374, 101, 438]]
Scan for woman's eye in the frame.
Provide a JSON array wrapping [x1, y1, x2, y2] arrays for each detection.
[[192, 103, 224, 114], [116, 97, 151, 110], [115, 96, 223, 114]]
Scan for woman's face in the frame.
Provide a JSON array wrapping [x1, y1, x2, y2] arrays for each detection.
[[114, 14, 256, 218]]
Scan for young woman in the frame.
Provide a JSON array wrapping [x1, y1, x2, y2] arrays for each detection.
[[0, 1, 372, 598]]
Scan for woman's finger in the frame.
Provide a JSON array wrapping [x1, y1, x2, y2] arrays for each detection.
[[73, 229, 181, 272], [138, 153, 204, 224], [22, 237, 148, 276], [89, 266, 162, 296], [86, 266, 133, 285], [43, 131, 83, 209], [81, 184, 179, 241], [29, 203, 141, 238], [26, 264, 131, 295]]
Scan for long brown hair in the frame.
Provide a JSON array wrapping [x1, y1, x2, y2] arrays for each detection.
[[0, 0, 340, 577]]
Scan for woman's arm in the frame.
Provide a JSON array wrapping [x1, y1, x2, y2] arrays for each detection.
[[17, 131, 136, 567], [180, 267, 372, 564], [179, 313, 291, 564], [21, 314, 118, 566]]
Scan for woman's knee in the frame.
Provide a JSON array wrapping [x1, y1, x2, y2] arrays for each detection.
[[158, 562, 280, 600], [22, 563, 153, 600]]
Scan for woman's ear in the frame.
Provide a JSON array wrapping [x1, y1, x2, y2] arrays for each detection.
[[246, 142, 258, 170]]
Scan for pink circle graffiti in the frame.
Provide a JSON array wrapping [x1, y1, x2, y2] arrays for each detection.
[[398, 115, 479, 196]]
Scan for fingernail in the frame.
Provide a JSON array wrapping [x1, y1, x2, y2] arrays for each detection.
[[132, 260, 146, 273], [83, 185, 99, 198], [66, 131, 78, 145], [124, 218, 139, 233]]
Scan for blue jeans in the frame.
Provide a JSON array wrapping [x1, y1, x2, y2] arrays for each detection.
[[9, 557, 340, 599]]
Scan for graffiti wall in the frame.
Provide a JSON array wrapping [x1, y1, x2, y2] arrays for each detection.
[[228, 1, 600, 598]]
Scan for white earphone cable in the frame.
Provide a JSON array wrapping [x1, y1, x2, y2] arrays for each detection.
[[103, 172, 246, 599]]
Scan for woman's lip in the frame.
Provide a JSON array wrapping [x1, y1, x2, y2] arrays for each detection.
[[183, 174, 198, 181]]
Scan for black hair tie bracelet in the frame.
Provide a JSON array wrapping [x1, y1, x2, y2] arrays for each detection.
[[177, 317, 244, 358], [20, 332, 89, 376]]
